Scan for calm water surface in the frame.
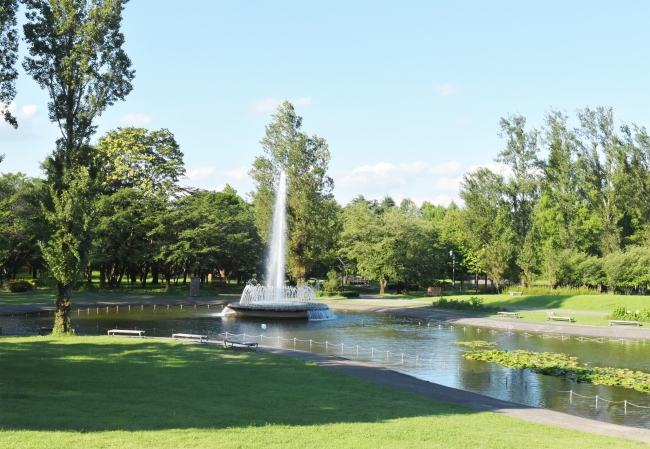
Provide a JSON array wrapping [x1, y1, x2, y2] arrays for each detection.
[[2, 305, 650, 428]]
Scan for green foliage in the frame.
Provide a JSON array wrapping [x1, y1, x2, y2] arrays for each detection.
[[0, 0, 19, 128], [250, 101, 340, 281], [466, 349, 650, 394], [322, 269, 340, 293], [6, 279, 32, 292], [432, 296, 502, 313], [22, 0, 134, 155], [341, 199, 442, 294], [95, 127, 185, 195], [610, 306, 650, 322], [40, 167, 97, 332]]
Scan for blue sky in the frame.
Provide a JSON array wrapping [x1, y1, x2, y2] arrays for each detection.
[[2, 0, 649, 205]]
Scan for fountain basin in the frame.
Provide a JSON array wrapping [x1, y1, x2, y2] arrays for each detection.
[[226, 302, 333, 320]]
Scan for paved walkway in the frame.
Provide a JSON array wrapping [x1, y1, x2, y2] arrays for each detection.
[[260, 345, 650, 445], [327, 302, 650, 339]]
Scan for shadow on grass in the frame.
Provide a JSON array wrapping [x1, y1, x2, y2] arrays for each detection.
[[0, 337, 492, 432]]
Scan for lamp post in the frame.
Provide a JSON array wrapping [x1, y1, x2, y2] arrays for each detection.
[[450, 250, 455, 292], [337, 257, 347, 285], [474, 258, 479, 292]]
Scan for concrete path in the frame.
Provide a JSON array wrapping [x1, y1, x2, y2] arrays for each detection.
[[260, 345, 650, 445], [327, 302, 650, 339]]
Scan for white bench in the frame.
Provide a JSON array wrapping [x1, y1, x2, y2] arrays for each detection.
[[509, 292, 523, 297], [108, 329, 145, 337], [609, 320, 640, 326], [497, 311, 521, 318], [224, 339, 258, 349], [173, 333, 208, 343], [546, 316, 574, 323]]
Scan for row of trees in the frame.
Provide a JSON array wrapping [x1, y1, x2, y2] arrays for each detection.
[[454, 107, 650, 293]]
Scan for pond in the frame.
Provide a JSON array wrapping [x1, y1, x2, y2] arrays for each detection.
[[2, 304, 650, 429]]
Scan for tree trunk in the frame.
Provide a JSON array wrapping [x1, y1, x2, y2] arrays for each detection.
[[139, 264, 149, 288], [164, 271, 171, 291], [54, 283, 72, 334], [379, 278, 388, 294], [151, 264, 159, 284], [33, 265, 38, 279]]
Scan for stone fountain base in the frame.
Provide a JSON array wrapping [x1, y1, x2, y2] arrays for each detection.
[[226, 302, 332, 320]]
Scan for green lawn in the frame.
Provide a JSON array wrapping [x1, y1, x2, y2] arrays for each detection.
[[362, 293, 650, 326], [0, 283, 240, 307], [0, 336, 641, 448]]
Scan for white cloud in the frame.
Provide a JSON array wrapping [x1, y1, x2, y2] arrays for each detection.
[[20, 104, 38, 119], [250, 98, 281, 114], [434, 83, 460, 97], [293, 97, 312, 107], [250, 97, 312, 114], [340, 161, 431, 189], [428, 161, 463, 176], [0, 102, 40, 134], [119, 113, 152, 127], [186, 167, 217, 180], [224, 166, 249, 180], [436, 176, 464, 192], [431, 194, 454, 206]]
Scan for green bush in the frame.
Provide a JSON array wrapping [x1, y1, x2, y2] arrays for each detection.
[[6, 279, 33, 293], [610, 305, 650, 322], [432, 296, 502, 313], [322, 270, 340, 293], [433, 296, 498, 312]]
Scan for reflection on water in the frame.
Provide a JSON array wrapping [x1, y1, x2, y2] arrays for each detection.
[[2, 306, 650, 428]]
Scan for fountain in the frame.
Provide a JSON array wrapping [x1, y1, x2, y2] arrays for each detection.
[[226, 172, 334, 320]]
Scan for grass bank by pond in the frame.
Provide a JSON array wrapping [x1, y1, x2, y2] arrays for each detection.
[[358, 293, 650, 326], [0, 336, 640, 448]]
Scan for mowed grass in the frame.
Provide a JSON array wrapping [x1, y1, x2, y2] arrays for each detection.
[[0, 336, 642, 448], [361, 293, 650, 326], [0, 286, 232, 307]]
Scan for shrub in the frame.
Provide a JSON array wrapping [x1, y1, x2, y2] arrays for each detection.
[[6, 279, 33, 293], [322, 270, 340, 293], [610, 305, 650, 322], [432, 296, 502, 313]]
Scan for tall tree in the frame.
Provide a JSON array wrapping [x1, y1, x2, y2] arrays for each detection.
[[95, 127, 185, 195], [0, 0, 18, 128], [496, 115, 542, 249], [22, 0, 135, 333], [250, 101, 338, 282], [576, 107, 621, 255], [459, 168, 515, 292]]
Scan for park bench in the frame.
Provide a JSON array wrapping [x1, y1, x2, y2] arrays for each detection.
[[107, 329, 145, 337], [173, 333, 208, 343], [497, 311, 521, 318], [609, 320, 641, 326], [223, 339, 258, 349], [546, 316, 574, 323], [348, 276, 369, 285], [509, 292, 523, 297]]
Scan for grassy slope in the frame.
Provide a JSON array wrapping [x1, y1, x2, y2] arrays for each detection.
[[0, 336, 640, 449], [358, 293, 650, 326]]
